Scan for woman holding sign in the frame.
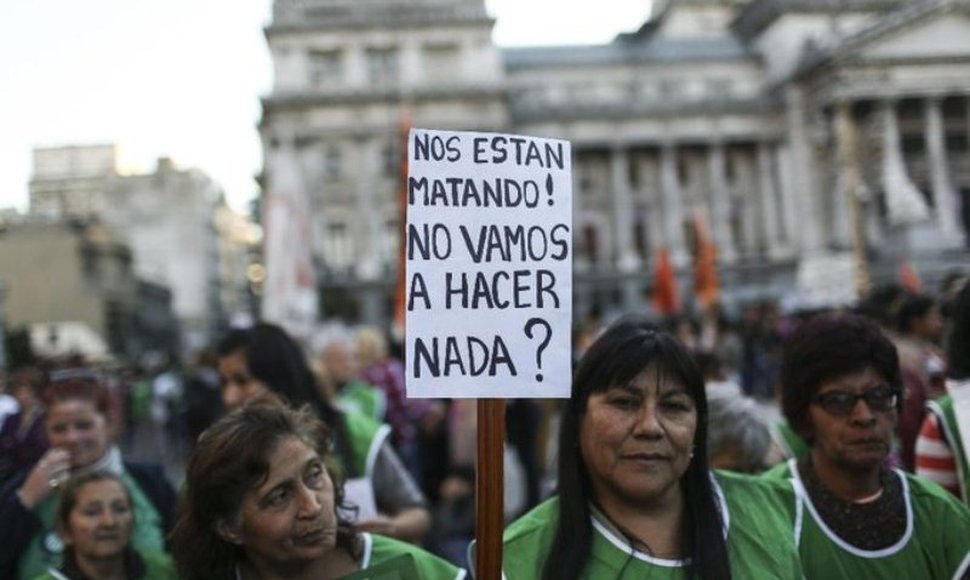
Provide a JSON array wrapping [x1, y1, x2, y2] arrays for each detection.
[[171, 397, 464, 580], [502, 315, 802, 579]]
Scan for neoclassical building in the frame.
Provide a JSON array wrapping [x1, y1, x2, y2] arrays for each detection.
[[260, 0, 970, 325]]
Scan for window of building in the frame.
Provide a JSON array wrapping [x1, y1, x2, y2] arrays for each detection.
[[308, 50, 344, 86], [366, 47, 399, 86], [326, 222, 352, 270], [658, 79, 683, 102], [383, 219, 399, 265], [324, 145, 342, 180], [382, 141, 398, 178], [423, 43, 460, 83], [706, 78, 732, 99]]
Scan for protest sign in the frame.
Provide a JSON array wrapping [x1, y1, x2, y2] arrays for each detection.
[[405, 129, 572, 398]]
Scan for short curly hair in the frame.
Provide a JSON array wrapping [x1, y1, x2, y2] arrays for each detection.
[[780, 312, 901, 443]]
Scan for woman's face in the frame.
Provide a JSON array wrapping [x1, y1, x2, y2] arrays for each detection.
[[62, 479, 133, 559], [218, 349, 269, 411], [580, 363, 697, 510], [45, 399, 109, 469], [229, 437, 338, 568], [808, 366, 896, 471]]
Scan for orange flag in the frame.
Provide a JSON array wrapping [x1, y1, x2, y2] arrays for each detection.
[[652, 246, 681, 315], [393, 109, 412, 340], [692, 210, 719, 309], [899, 260, 922, 293]]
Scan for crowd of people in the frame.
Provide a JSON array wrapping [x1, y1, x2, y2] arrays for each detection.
[[0, 272, 968, 579]]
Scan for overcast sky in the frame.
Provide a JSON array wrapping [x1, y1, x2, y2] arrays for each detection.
[[0, 0, 653, 213]]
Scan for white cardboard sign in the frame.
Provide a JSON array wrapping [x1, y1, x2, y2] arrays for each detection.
[[405, 129, 572, 399]]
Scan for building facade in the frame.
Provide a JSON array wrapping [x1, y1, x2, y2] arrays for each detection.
[[28, 147, 241, 352], [260, 0, 970, 325], [0, 219, 139, 359]]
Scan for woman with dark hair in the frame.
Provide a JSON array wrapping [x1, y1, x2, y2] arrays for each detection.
[[0, 376, 177, 579], [171, 396, 463, 580], [503, 315, 801, 579], [916, 281, 970, 503], [767, 312, 970, 578], [34, 471, 176, 579], [215, 323, 430, 542]]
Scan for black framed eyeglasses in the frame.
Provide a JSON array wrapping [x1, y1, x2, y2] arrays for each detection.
[[812, 386, 899, 416]]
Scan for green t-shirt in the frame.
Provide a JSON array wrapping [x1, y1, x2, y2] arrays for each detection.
[[502, 471, 802, 579], [351, 533, 466, 580], [768, 459, 970, 579], [338, 380, 387, 423], [928, 393, 969, 503], [338, 411, 392, 480], [774, 419, 810, 460]]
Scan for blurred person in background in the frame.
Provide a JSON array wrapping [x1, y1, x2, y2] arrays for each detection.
[[0, 370, 19, 428], [916, 280, 970, 503], [318, 337, 385, 422], [170, 397, 464, 580], [355, 326, 445, 487], [32, 471, 176, 580], [767, 312, 970, 578], [182, 348, 223, 448], [0, 367, 49, 482], [896, 292, 948, 471], [707, 388, 781, 474], [216, 323, 431, 543], [0, 376, 177, 579]]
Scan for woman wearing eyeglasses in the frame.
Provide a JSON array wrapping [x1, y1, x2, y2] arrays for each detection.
[[766, 313, 970, 579]]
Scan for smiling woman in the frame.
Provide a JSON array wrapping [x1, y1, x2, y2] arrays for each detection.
[[0, 375, 177, 580], [171, 396, 465, 580], [32, 471, 176, 580]]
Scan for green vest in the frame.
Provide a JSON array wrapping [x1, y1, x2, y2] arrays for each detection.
[[774, 418, 810, 460], [502, 471, 802, 579], [928, 394, 969, 503], [339, 411, 392, 479], [17, 470, 165, 580], [338, 380, 387, 423], [771, 459, 970, 579], [354, 533, 465, 580]]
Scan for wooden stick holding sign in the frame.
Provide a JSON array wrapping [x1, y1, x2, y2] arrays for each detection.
[[404, 129, 573, 579]]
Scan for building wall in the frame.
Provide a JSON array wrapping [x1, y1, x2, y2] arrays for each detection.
[[260, 0, 970, 323], [0, 221, 137, 357]]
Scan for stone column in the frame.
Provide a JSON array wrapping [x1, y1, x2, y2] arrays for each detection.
[[784, 86, 824, 253], [774, 145, 797, 257], [611, 145, 640, 271], [707, 140, 737, 264], [733, 148, 760, 259], [880, 100, 929, 225], [610, 145, 641, 310], [660, 142, 688, 266], [924, 97, 963, 244], [355, 138, 381, 281], [757, 141, 782, 258], [831, 107, 855, 249]]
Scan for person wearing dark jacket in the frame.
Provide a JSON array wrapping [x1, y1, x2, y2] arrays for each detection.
[[0, 374, 177, 579]]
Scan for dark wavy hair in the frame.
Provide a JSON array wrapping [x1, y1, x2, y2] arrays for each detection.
[[780, 312, 902, 443], [543, 315, 731, 580], [171, 396, 359, 580], [216, 323, 356, 477]]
